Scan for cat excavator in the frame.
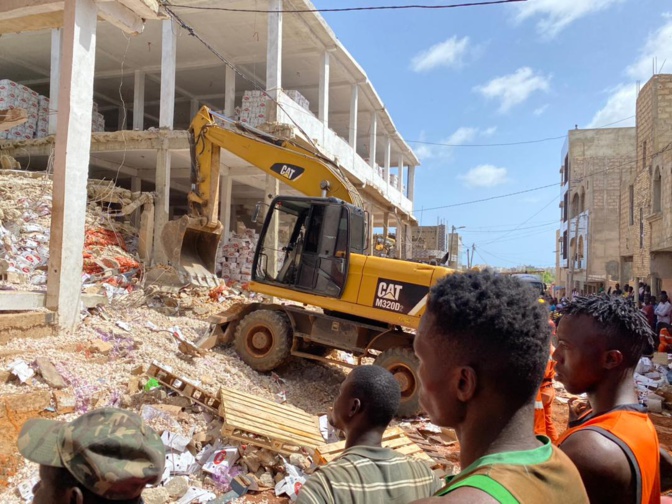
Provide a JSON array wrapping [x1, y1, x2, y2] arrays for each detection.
[[162, 106, 451, 415]]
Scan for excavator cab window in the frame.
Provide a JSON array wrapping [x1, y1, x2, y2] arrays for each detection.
[[254, 197, 350, 298]]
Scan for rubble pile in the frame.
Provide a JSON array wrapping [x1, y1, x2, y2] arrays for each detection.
[[0, 171, 146, 298]]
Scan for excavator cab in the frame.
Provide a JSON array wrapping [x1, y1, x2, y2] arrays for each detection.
[[253, 196, 366, 298]]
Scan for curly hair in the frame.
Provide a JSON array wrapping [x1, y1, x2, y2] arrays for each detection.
[[559, 294, 654, 365], [426, 271, 551, 405], [350, 365, 401, 428]]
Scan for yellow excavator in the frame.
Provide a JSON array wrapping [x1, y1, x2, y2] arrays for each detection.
[[163, 106, 451, 416]]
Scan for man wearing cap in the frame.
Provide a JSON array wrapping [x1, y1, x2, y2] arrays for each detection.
[[18, 407, 166, 504]]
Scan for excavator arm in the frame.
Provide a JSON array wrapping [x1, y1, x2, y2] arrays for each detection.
[[160, 106, 364, 286]]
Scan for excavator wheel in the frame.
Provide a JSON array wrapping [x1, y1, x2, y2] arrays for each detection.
[[234, 310, 292, 372], [374, 347, 422, 417]]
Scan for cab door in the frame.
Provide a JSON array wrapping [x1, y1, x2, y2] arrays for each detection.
[[295, 203, 349, 298]]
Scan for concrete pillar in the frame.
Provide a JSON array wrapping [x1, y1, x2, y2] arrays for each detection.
[[159, 19, 177, 129], [349, 84, 358, 149], [266, 0, 282, 98], [367, 203, 375, 255], [152, 144, 171, 263], [224, 65, 236, 117], [48, 28, 63, 135], [131, 176, 141, 228], [190, 98, 199, 120], [383, 136, 391, 188], [383, 212, 389, 242], [408, 165, 416, 203], [369, 111, 377, 169], [397, 154, 404, 192], [219, 173, 233, 244], [265, 175, 279, 276], [133, 70, 145, 130], [319, 51, 330, 126], [45, 0, 97, 329], [117, 106, 127, 130], [395, 215, 403, 258]]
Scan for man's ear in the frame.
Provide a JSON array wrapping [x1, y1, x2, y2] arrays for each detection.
[[456, 366, 477, 402], [349, 397, 361, 417], [68, 486, 84, 504], [603, 349, 624, 370]]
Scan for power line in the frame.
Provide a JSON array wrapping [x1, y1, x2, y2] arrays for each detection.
[[407, 115, 636, 148], [420, 183, 558, 211], [461, 220, 557, 234], [165, 0, 526, 14]]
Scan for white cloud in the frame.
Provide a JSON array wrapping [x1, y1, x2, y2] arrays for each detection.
[[474, 67, 550, 113], [410, 36, 470, 72], [459, 164, 508, 188], [415, 126, 496, 161], [515, 0, 625, 38], [587, 14, 672, 128], [533, 104, 549, 116]]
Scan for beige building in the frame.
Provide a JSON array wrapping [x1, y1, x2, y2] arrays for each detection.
[[620, 74, 672, 293], [557, 127, 636, 294]]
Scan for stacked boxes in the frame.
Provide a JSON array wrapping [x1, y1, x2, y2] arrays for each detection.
[[285, 89, 310, 111], [92, 101, 105, 132], [0, 80, 38, 140], [24, 94, 105, 139], [239, 90, 270, 128], [216, 227, 259, 283]]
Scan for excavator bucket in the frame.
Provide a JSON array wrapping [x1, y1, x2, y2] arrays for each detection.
[[160, 215, 223, 288]]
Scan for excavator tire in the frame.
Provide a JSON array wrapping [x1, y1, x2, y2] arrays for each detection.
[[374, 347, 422, 417], [234, 310, 292, 372]]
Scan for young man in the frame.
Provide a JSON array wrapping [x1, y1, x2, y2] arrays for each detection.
[[554, 294, 660, 504], [18, 407, 165, 504], [297, 366, 440, 503], [412, 271, 587, 503], [534, 319, 558, 444]]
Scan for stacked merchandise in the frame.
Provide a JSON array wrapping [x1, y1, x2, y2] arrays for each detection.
[[285, 89, 310, 111], [92, 101, 105, 132], [390, 174, 398, 188], [0, 79, 38, 141], [239, 90, 270, 128], [34, 96, 105, 138], [216, 226, 259, 283]]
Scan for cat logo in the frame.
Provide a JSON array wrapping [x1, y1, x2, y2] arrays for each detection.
[[378, 282, 403, 301], [270, 163, 305, 181], [373, 278, 429, 315]]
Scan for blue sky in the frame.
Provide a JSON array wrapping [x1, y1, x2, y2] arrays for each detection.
[[313, 0, 672, 268]]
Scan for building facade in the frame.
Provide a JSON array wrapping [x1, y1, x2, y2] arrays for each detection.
[[620, 74, 672, 293], [557, 127, 636, 294]]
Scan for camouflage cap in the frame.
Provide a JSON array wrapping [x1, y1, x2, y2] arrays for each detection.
[[18, 407, 165, 500]]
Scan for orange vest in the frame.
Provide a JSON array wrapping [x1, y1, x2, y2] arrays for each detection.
[[558, 406, 660, 504], [660, 328, 672, 353], [534, 344, 556, 437]]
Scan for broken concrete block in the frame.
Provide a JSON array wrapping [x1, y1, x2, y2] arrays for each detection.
[[127, 377, 141, 394], [142, 486, 169, 504], [53, 389, 76, 413], [289, 453, 310, 470], [35, 358, 67, 389], [0, 390, 51, 418], [259, 472, 275, 489], [165, 476, 189, 499], [242, 453, 261, 473], [89, 340, 113, 355], [130, 365, 145, 376]]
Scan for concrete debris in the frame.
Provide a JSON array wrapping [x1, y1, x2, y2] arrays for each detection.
[[165, 476, 190, 499], [35, 357, 67, 389], [142, 486, 170, 504]]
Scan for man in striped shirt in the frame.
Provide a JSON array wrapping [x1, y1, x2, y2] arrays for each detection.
[[297, 366, 440, 504]]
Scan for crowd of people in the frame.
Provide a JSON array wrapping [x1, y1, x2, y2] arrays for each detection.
[[17, 271, 670, 503]]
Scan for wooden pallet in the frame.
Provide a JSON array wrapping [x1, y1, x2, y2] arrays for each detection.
[[314, 426, 438, 468], [219, 387, 325, 455], [146, 361, 221, 414]]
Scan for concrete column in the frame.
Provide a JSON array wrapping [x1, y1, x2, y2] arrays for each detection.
[[159, 19, 177, 129], [266, 0, 282, 98], [219, 173, 233, 244], [408, 165, 416, 202], [367, 203, 375, 255], [133, 70, 145, 130], [190, 98, 199, 120], [265, 175, 279, 276], [397, 154, 404, 192], [45, 0, 97, 329], [152, 144, 171, 263], [224, 65, 236, 117], [48, 28, 63, 134], [383, 136, 391, 188], [131, 176, 141, 228], [395, 215, 403, 258], [369, 111, 377, 169], [349, 84, 358, 149], [319, 51, 330, 126]]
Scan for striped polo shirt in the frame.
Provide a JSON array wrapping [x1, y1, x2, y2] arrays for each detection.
[[296, 445, 440, 504]]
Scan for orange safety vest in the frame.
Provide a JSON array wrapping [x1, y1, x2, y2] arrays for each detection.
[[534, 343, 556, 439], [557, 406, 660, 504], [660, 328, 672, 353]]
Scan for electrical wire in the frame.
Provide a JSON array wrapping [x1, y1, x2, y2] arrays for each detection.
[[419, 183, 558, 211], [165, 0, 526, 14]]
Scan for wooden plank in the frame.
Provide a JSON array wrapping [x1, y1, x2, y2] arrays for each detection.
[[222, 416, 324, 446], [220, 390, 320, 427], [221, 405, 321, 439]]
